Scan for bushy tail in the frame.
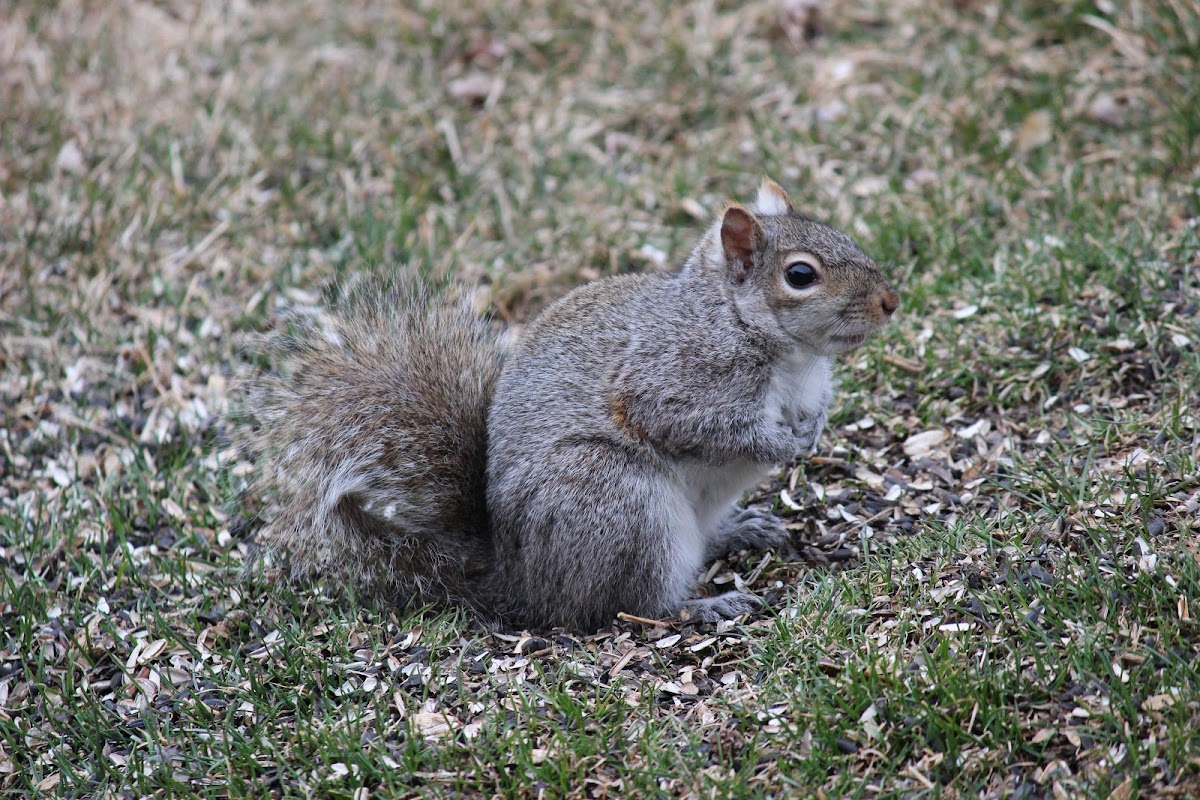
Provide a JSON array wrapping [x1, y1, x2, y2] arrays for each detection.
[[231, 279, 504, 612]]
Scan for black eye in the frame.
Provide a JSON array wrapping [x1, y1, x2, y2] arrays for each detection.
[[785, 261, 818, 289]]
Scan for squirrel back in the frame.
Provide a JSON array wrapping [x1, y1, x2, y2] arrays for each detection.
[[235, 281, 503, 611]]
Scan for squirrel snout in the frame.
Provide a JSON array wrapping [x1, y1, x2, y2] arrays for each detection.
[[879, 289, 900, 317]]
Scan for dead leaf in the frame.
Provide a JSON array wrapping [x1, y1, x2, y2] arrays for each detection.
[[1031, 727, 1056, 744], [1015, 110, 1053, 152], [903, 430, 948, 458], [412, 711, 456, 739], [1107, 777, 1134, 800], [447, 73, 495, 104], [1088, 93, 1129, 126], [1142, 693, 1176, 712], [55, 140, 86, 175]]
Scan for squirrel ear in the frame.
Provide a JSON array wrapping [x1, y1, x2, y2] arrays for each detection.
[[752, 177, 794, 216], [720, 204, 765, 284]]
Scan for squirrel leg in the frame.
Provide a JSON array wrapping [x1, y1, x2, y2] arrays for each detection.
[[490, 447, 709, 630], [704, 506, 790, 563]]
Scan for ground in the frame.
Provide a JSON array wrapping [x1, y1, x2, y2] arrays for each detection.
[[2, 1, 1199, 797]]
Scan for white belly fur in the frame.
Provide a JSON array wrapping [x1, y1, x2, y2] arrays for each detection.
[[766, 350, 832, 422], [653, 475, 708, 595], [681, 458, 771, 538], [684, 349, 832, 540]]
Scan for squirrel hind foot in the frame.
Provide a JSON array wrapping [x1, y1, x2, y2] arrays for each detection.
[[677, 591, 762, 624]]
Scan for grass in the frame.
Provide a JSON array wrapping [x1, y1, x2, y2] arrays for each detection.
[[2, 0, 1199, 797]]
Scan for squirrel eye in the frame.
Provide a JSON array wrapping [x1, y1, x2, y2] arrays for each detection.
[[784, 261, 818, 289]]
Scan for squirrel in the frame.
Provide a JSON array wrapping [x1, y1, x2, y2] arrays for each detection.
[[233, 178, 899, 631]]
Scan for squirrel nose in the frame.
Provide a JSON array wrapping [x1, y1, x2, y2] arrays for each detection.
[[880, 289, 900, 317]]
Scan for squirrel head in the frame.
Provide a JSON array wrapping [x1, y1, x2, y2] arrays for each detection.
[[688, 177, 900, 357]]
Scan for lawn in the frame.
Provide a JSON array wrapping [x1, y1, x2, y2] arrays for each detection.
[[2, 1, 1198, 797]]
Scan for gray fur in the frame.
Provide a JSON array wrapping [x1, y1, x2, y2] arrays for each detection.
[[235, 279, 502, 613], [706, 507, 791, 563], [232, 181, 899, 631]]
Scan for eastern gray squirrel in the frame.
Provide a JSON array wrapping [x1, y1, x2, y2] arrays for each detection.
[[234, 178, 899, 631]]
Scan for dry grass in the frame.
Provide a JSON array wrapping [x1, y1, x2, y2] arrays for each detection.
[[2, 0, 1199, 797]]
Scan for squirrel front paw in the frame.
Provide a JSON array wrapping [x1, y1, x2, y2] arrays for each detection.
[[677, 591, 761, 623], [707, 507, 790, 562], [789, 409, 827, 456]]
